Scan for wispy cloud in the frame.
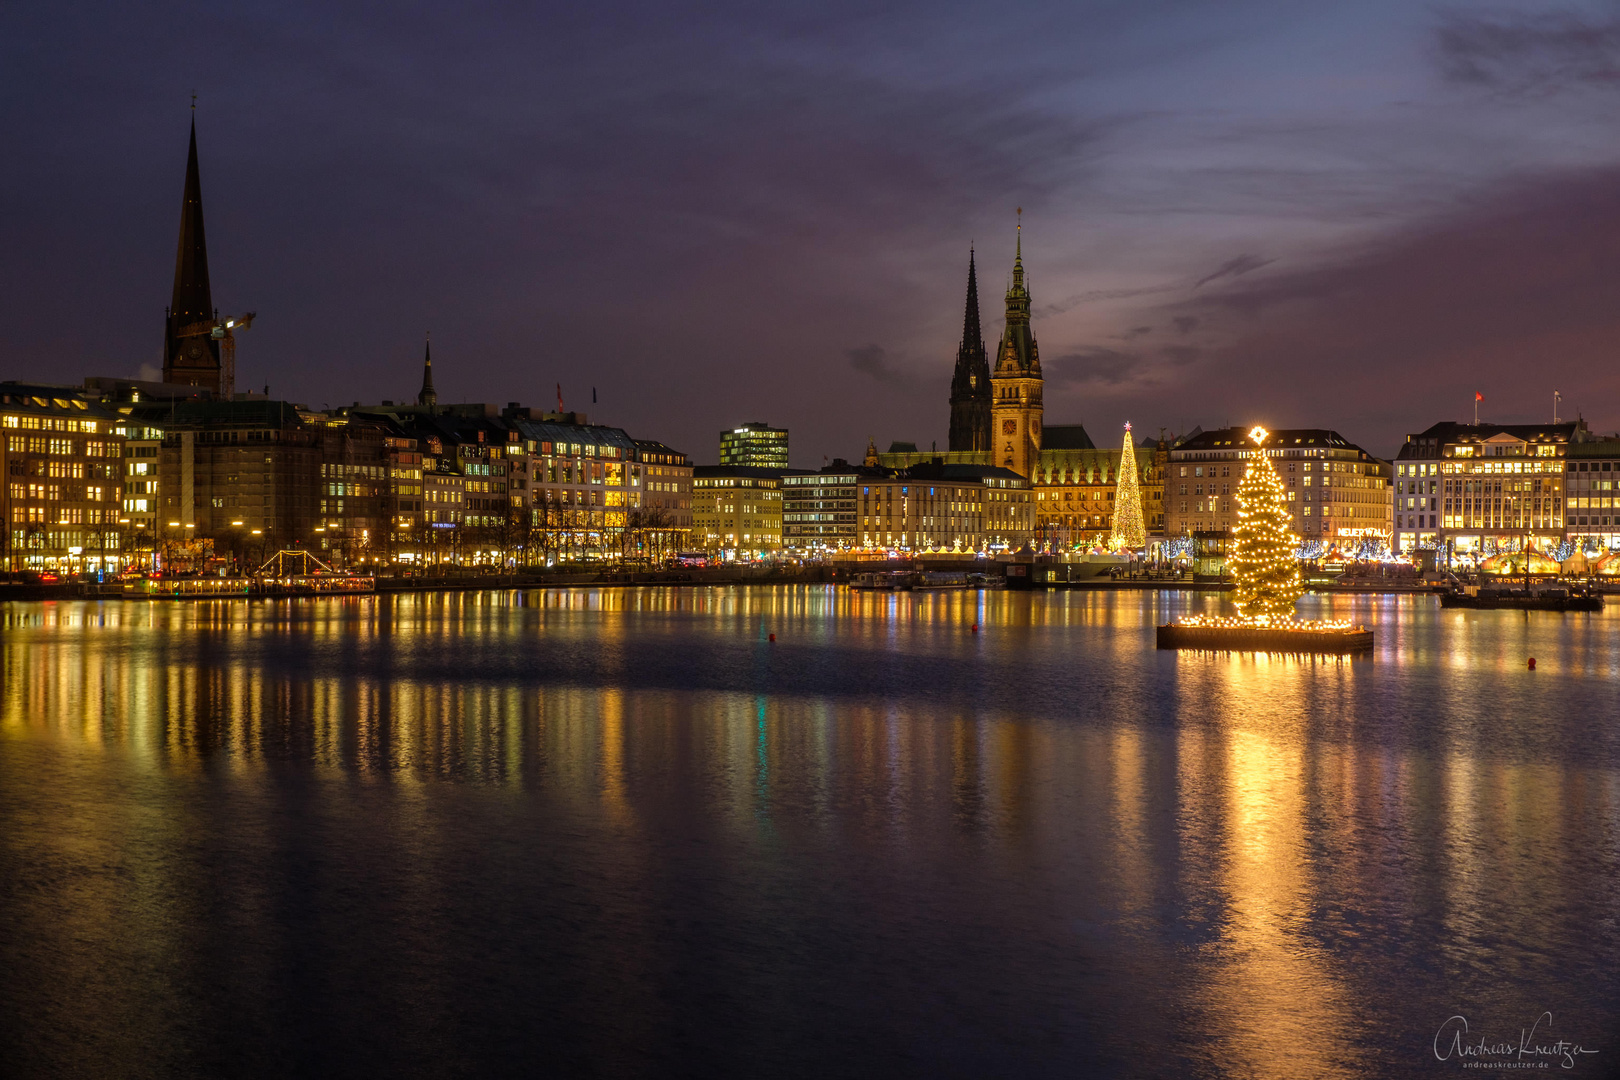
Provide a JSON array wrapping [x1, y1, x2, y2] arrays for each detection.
[[846, 344, 915, 386], [1193, 253, 1274, 289], [1435, 9, 1620, 94]]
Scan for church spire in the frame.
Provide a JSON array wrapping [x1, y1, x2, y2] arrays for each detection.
[[418, 332, 437, 408], [163, 113, 220, 388], [962, 247, 982, 349], [948, 247, 992, 452]]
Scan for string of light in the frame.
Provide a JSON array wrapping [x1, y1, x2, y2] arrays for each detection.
[[1110, 422, 1147, 551], [1227, 427, 1304, 622]]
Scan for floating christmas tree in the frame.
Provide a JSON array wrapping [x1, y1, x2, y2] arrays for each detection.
[[1155, 426, 1369, 651], [1228, 426, 1302, 622], [1110, 422, 1146, 550]]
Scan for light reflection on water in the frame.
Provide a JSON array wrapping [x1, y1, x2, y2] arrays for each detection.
[[2, 587, 1618, 1078]]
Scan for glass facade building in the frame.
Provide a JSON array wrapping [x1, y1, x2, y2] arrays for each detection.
[[719, 423, 788, 469]]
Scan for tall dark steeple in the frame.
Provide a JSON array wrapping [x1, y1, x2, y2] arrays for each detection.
[[418, 332, 437, 408], [162, 112, 221, 390], [948, 248, 992, 453]]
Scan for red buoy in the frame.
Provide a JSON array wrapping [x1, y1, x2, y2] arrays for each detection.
[[769, 633, 775, 642], [1528, 657, 1536, 670], [971, 623, 979, 633]]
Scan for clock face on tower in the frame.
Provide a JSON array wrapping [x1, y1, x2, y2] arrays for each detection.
[[1002, 419, 1017, 435]]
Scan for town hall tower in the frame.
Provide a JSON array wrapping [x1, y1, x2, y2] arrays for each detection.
[[989, 214, 1043, 478]]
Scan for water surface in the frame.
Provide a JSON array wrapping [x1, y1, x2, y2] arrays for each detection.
[[2, 588, 1617, 1077]]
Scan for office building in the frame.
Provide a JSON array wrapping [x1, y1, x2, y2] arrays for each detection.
[[720, 422, 788, 469], [1, 383, 125, 573], [1392, 420, 1583, 554], [1164, 427, 1392, 544], [783, 466, 859, 552], [691, 466, 783, 557], [856, 461, 1033, 552]]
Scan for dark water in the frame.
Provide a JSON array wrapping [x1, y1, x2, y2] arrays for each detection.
[[2, 587, 1618, 1078]]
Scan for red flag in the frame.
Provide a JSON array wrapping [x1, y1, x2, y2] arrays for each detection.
[[557, 383, 564, 412], [1475, 392, 1483, 402]]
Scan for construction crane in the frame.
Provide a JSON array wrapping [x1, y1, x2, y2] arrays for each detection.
[[175, 312, 256, 399]]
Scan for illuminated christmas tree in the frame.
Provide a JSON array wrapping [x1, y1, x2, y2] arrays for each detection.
[[1110, 422, 1146, 550], [1229, 426, 1302, 622]]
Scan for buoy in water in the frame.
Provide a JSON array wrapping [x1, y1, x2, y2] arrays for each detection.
[[769, 633, 775, 642], [971, 623, 979, 633], [1527, 657, 1536, 670]]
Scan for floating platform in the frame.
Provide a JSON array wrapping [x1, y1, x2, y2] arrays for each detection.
[[1156, 623, 1374, 653]]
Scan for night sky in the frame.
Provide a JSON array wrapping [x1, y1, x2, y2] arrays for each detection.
[[5, 1, 1619, 465]]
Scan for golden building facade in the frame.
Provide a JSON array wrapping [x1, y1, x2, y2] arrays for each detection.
[[1031, 437, 1169, 548], [2, 384, 124, 573], [857, 464, 1033, 551], [1165, 427, 1391, 545], [691, 466, 782, 556]]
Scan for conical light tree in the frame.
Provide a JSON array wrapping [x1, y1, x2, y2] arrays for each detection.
[[1110, 422, 1147, 550], [1229, 426, 1302, 622]]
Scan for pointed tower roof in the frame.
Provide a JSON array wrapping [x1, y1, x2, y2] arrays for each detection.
[[948, 246, 993, 453], [951, 247, 988, 388], [995, 209, 1039, 377], [962, 247, 982, 349], [1006, 208, 1028, 307], [418, 332, 437, 408], [163, 112, 221, 389], [170, 117, 213, 329]]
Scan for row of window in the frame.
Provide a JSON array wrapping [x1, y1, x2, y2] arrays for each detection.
[[2, 414, 100, 433], [7, 482, 114, 501]]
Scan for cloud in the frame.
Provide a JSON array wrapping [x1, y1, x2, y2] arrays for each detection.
[[1037, 282, 1180, 318], [846, 344, 914, 386], [1049, 347, 1139, 387], [1172, 316, 1199, 334], [1435, 10, 1620, 94], [1193, 253, 1275, 289], [1047, 343, 1204, 389], [1148, 164, 1620, 451]]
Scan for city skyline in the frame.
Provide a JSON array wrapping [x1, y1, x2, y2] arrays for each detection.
[[6, 2, 1620, 466]]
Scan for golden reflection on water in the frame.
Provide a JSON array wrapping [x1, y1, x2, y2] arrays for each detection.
[[4, 589, 1618, 1078], [1214, 724, 1352, 1078]]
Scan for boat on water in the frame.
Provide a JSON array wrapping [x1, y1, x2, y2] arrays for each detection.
[[1439, 584, 1602, 612], [126, 550, 376, 599], [849, 570, 977, 591]]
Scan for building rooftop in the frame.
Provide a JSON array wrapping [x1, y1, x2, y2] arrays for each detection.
[[692, 465, 784, 480], [1041, 424, 1095, 451], [122, 398, 308, 428], [633, 439, 689, 463], [1395, 420, 1583, 460], [1175, 426, 1377, 458], [896, 460, 1030, 485]]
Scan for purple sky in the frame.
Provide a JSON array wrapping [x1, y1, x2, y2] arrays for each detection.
[[4, 1, 1620, 464]]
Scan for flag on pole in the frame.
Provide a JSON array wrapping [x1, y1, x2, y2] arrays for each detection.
[[1475, 392, 1483, 402], [592, 386, 597, 404], [557, 383, 564, 412]]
